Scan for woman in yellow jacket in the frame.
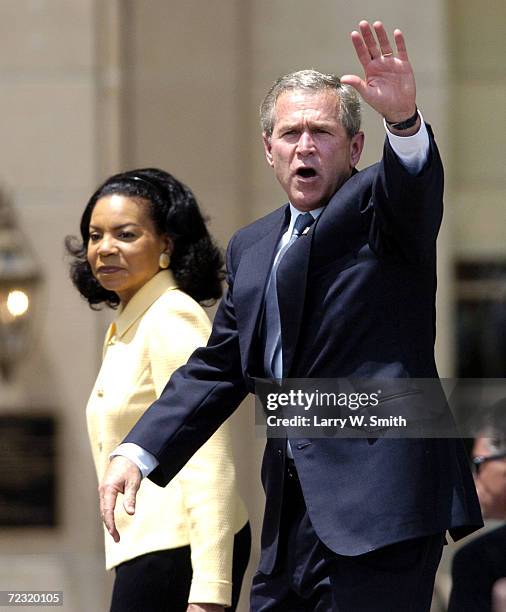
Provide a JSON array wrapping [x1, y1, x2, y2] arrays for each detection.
[[67, 168, 250, 612]]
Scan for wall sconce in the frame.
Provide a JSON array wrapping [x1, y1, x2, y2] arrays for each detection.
[[0, 191, 41, 380]]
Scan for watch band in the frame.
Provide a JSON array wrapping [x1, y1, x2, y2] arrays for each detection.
[[385, 107, 419, 130]]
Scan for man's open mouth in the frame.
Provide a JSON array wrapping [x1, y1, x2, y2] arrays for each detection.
[[296, 168, 317, 178]]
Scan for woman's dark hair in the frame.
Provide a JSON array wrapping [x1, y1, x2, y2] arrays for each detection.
[[65, 168, 224, 309]]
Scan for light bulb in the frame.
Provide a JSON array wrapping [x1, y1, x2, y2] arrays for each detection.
[[6, 290, 29, 317]]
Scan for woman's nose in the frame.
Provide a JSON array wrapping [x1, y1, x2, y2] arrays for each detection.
[[97, 235, 118, 255]]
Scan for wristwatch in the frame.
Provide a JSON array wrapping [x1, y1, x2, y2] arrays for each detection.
[[385, 107, 419, 130]]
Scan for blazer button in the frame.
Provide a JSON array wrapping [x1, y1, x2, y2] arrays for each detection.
[[97, 389, 104, 397], [98, 442, 103, 452], [277, 449, 283, 457]]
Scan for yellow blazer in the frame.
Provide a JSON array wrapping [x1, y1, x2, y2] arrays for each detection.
[[86, 270, 248, 606]]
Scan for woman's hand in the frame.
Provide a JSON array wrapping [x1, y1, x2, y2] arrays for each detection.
[[187, 604, 225, 612]]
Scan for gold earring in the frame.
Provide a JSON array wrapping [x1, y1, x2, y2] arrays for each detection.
[[159, 253, 170, 269]]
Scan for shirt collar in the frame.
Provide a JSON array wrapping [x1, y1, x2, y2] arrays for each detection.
[[286, 203, 325, 235], [112, 270, 178, 339]]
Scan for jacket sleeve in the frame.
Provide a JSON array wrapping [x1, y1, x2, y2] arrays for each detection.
[[369, 123, 444, 263], [147, 299, 242, 607], [124, 233, 248, 487], [177, 425, 241, 606]]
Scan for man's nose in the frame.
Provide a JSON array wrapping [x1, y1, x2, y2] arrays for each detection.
[[296, 131, 316, 155]]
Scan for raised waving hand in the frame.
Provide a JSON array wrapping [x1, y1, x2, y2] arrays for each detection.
[[341, 20, 418, 128]]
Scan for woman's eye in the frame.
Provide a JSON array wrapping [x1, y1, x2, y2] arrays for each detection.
[[89, 232, 101, 242], [118, 231, 135, 239]]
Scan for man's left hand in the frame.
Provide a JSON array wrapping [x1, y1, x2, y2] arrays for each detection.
[[341, 20, 417, 127]]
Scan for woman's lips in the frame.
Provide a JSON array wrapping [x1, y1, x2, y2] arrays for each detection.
[[97, 266, 124, 274]]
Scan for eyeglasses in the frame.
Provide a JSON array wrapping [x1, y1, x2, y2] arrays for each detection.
[[472, 451, 506, 474]]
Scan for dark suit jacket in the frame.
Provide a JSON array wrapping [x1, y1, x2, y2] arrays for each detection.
[[448, 524, 506, 612], [125, 126, 482, 574]]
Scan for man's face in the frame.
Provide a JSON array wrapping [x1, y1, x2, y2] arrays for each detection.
[[473, 436, 506, 520], [263, 89, 364, 212]]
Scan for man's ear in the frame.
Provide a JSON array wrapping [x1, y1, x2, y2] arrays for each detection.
[[350, 131, 365, 168], [262, 132, 274, 167]]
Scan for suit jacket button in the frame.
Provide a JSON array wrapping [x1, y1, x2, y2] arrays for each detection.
[[97, 389, 104, 397]]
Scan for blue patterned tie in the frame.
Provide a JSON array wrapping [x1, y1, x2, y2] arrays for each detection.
[[263, 212, 315, 377]]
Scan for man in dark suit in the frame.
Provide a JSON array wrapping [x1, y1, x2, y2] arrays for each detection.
[[99, 21, 482, 611], [448, 400, 506, 612]]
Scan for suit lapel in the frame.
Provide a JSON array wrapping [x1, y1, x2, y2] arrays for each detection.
[[274, 169, 366, 376], [233, 208, 289, 369], [234, 169, 365, 379]]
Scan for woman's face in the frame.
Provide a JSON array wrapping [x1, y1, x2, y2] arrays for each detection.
[[87, 194, 169, 306]]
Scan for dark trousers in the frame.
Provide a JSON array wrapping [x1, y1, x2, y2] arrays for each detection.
[[251, 462, 444, 612], [110, 521, 251, 612]]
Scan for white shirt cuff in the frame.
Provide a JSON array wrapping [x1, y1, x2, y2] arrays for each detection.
[[384, 111, 430, 175], [110, 443, 159, 478]]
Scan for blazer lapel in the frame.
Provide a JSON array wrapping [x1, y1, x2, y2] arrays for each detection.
[[233, 208, 289, 369], [276, 222, 315, 377]]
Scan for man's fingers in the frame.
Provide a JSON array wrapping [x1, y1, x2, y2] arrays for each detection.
[[394, 29, 409, 61], [373, 21, 394, 56], [98, 456, 142, 542], [103, 507, 120, 543], [349, 30, 372, 69], [123, 477, 140, 516], [99, 483, 121, 542], [346, 20, 417, 120], [340, 74, 366, 96], [359, 20, 381, 59], [351, 22, 409, 63]]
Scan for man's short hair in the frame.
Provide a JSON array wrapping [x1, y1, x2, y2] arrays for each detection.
[[260, 69, 361, 139], [479, 398, 506, 453]]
